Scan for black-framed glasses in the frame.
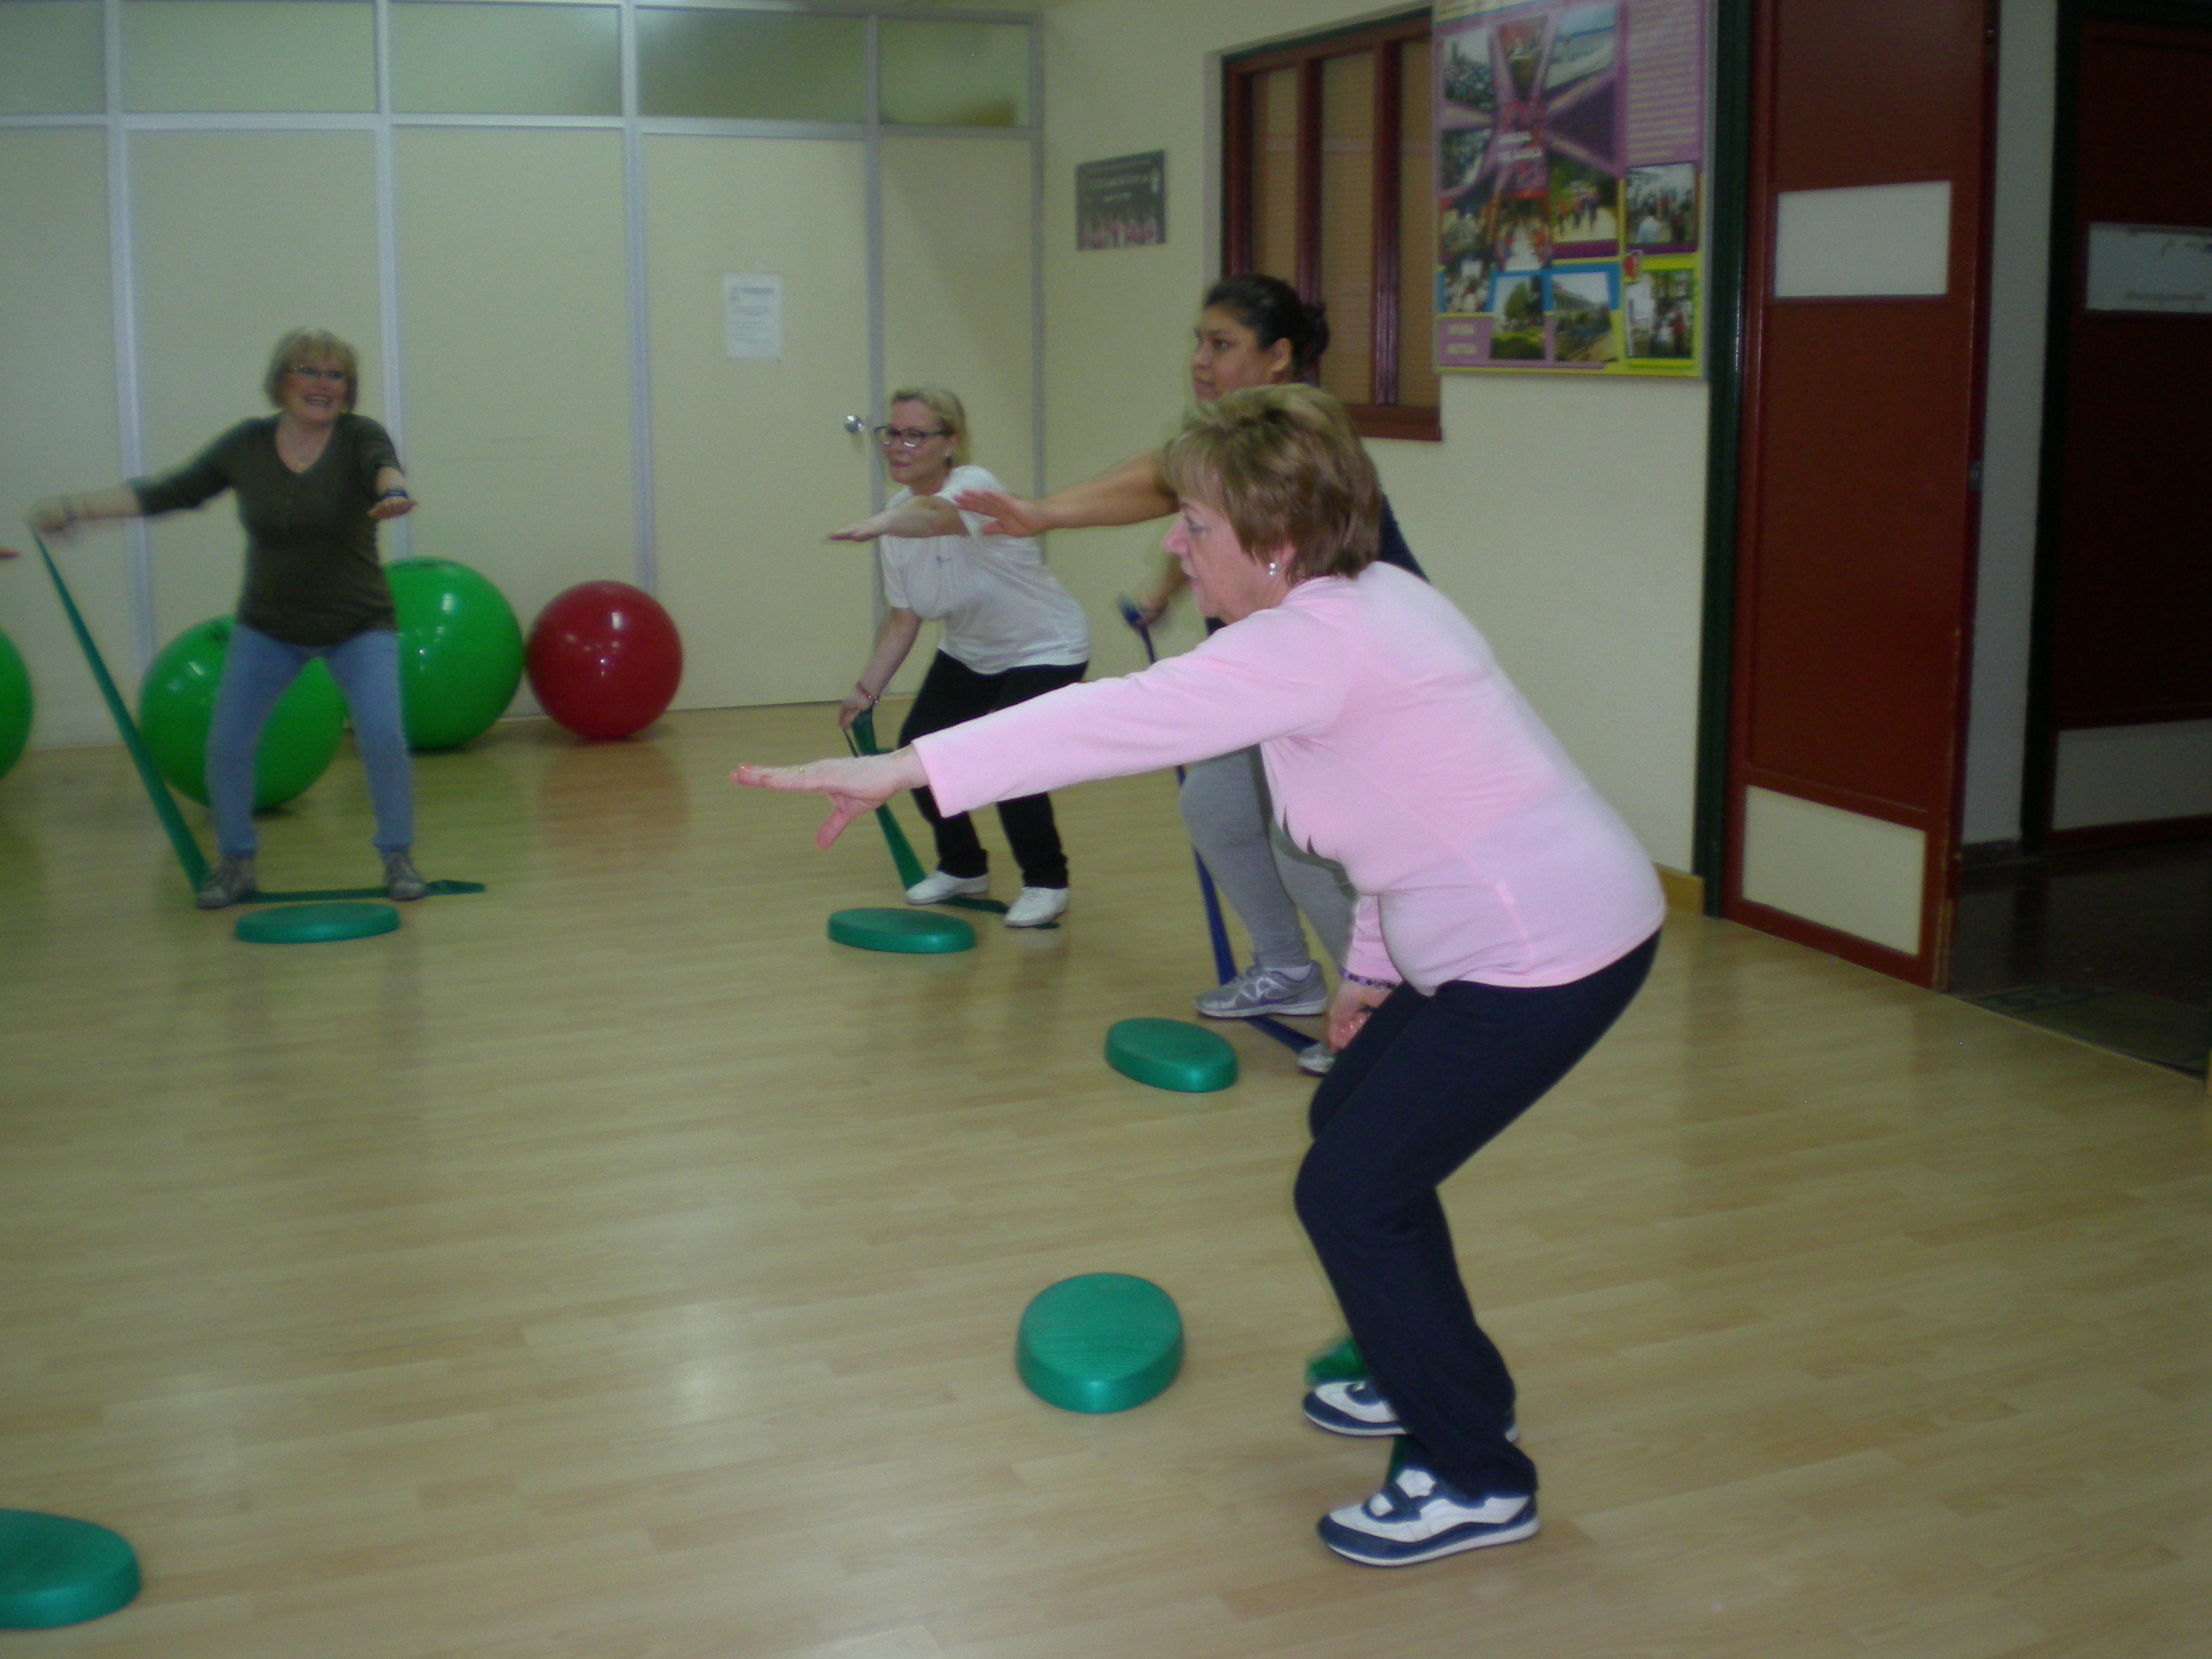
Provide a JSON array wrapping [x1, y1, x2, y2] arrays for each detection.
[[873, 425, 948, 449], [289, 364, 348, 382]]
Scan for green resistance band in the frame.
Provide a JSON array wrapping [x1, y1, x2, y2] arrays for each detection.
[[34, 531, 207, 891], [845, 707, 1007, 916], [33, 531, 483, 905]]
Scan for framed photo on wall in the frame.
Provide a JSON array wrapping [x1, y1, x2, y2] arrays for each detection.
[[1076, 150, 1166, 249]]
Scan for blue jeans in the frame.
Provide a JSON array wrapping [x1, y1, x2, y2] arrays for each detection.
[[207, 623, 414, 858]]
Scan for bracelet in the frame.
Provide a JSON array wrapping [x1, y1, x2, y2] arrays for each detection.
[[378, 487, 410, 501], [853, 682, 879, 706], [1341, 971, 1401, 990]]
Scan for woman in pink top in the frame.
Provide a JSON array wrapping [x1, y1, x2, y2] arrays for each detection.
[[737, 386, 1663, 1568]]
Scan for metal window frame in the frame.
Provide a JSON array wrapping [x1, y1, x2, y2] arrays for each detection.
[[4, 0, 1040, 673]]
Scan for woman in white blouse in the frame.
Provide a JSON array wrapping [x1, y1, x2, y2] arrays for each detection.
[[830, 385, 1089, 929]]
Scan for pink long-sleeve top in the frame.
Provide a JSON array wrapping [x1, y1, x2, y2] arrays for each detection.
[[914, 562, 1665, 994]]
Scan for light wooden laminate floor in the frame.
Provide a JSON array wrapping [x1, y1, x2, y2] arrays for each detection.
[[2, 703, 2207, 1658]]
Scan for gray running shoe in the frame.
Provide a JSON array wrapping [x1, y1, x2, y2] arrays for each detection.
[[1195, 961, 1328, 1019], [195, 854, 257, 910], [383, 849, 427, 902]]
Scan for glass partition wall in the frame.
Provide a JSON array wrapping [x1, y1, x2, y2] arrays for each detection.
[[0, 0, 1039, 716]]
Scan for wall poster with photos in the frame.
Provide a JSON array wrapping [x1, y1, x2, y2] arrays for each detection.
[[1434, 0, 1705, 376]]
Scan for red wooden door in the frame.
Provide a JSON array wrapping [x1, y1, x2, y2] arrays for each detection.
[[1723, 0, 1993, 986], [2036, 12, 2212, 845]]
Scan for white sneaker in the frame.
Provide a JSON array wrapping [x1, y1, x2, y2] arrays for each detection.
[[1004, 886, 1068, 927], [905, 870, 989, 905]]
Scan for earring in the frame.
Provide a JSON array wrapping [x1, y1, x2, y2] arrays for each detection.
[[1267, 560, 1278, 577]]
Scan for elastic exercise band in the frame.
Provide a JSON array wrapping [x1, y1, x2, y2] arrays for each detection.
[[1120, 598, 1307, 1054], [35, 531, 484, 905], [34, 531, 207, 890]]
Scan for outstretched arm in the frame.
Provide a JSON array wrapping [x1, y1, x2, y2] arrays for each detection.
[[27, 485, 142, 537], [840, 608, 923, 730], [953, 450, 1174, 538], [369, 465, 415, 521], [732, 748, 929, 848], [830, 495, 966, 542]]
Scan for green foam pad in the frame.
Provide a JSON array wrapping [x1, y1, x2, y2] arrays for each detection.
[[0, 1511, 140, 1629], [234, 902, 401, 945], [1104, 1018, 1237, 1093], [827, 907, 975, 954], [1016, 1273, 1183, 1413], [1305, 1334, 1367, 1387]]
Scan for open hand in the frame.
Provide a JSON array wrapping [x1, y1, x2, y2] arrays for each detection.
[[950, 487, 1048, 539], [829, 512, 892, 542], [732, 750, 922, 848]]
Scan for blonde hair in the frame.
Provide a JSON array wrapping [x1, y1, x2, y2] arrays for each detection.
[[1161, 383, 1382, 582], [887, 384, 969, 467], [264, 328, 360, 411]]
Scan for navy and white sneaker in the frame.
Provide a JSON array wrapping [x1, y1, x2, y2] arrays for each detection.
[[1317, 1465, 1539, 1567], [1302, 1380, 1520, 1442], [1303, 1379, 1406, 1437]]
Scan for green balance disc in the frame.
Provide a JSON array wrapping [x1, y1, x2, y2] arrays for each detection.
[[827, 907, 976, 955], [1305, 1334, 1367, 1387], [234, 902, 401, 944], [1015, 1273, 1183, 1414], [1104, 1018, 1237, 1093], [0, 1510, 140, 1629]]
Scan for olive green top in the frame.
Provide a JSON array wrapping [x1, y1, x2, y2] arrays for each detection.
[[132, 413, 401, 647]]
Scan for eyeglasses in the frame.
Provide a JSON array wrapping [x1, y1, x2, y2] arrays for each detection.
[[289, 364, 348, 383], [873, 426, 949, 449]]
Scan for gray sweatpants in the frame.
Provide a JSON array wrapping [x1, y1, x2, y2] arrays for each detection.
[[1178, 747, 1354, 972]]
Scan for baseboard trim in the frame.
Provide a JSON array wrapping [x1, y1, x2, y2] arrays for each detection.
[[1656, 864, 1704, 912]]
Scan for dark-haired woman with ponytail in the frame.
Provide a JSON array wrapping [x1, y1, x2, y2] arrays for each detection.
[[958, 275, 1425, 1074]]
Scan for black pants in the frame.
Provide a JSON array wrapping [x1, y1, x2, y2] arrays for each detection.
[[1293, 931, 1659, 1497], [898, 651, 1087, 889]]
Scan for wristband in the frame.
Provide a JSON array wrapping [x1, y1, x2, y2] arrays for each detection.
[[378, 487, 410, 501], [1341, 971, 1400, 990]]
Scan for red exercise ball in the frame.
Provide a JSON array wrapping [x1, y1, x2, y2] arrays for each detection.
[[526, 581, 684, 740]]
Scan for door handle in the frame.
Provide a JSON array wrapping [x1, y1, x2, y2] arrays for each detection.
[[843, 414, 867, 433]]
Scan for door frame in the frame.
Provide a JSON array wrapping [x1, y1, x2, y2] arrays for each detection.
[[2020, 0, 2212, 853]]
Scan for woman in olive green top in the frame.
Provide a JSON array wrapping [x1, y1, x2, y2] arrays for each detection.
[[32, 328, 426, 907]]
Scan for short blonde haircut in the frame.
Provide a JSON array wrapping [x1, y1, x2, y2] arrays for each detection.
[[264, 328, 360, 411], [887, 384, 970, 467], [1161, 383, 1382, 581]]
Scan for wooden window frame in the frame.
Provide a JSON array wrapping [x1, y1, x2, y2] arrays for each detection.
[[1224, 12, 1442, 442]]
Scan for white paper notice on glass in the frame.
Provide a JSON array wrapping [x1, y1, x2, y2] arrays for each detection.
[[2085, 223, 2212, 315], [723, 274, 783, 359]]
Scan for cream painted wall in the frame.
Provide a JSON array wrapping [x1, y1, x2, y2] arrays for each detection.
[[129, 130, 385, 642], [879, 131, 1038, 700], [1033, 0, 1707, 871], [0, 130, 127, 749], [395, 125, 634, 693]]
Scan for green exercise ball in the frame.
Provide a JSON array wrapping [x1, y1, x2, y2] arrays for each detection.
[[386, 557, 523, 751], [0, 629, 30, 783], [138, 618, 346, 809]]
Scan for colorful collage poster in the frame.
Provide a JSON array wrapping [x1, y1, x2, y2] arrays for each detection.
[[1434, 0, 1705, 375]]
